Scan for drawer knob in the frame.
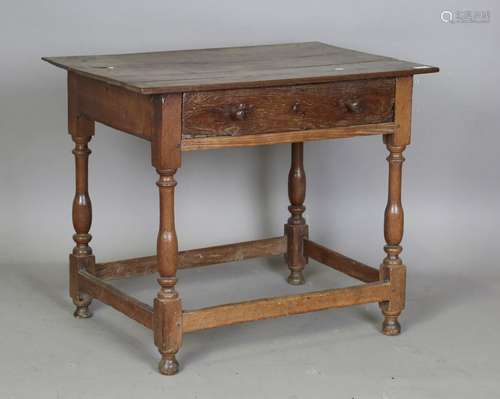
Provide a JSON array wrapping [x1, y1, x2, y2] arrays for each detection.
[[232, 103, 249, 121], [345, 100, 362, 113]]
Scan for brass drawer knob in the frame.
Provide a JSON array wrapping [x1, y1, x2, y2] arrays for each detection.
[[345, 100, 362, 113]]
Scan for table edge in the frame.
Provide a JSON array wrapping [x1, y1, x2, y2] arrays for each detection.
[[42, 56, 439, 95]]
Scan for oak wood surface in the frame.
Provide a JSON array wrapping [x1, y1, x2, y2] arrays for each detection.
[[151, 93, 183, 374], [383, 144, 405, 251], [154, 168, 182, 375], [94, 236, 287, 280], [151, 95, 182, 170], [78, 270, 153, 329], [181, 122, 395, 151], [390, 76, 413, 146], [69, 114, 95, 318], [68, 72, 153, 140], [284, 142, 308, 285], [182, 79, 395, 137], [304, 239, 379, 283], [43, 42, 438, 94], [183, 281, 391, 332], [379, 142, 407, 335]]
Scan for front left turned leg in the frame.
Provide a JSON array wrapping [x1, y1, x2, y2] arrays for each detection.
[[284, 142, 308, 285], [380, 143, 407, 335], [153, 169, 182, 375]]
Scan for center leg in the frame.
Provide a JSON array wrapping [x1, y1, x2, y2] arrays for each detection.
[[284, 142, 308, 285]]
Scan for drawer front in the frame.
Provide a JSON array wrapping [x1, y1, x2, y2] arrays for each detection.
[[182, 79, 395, 138]]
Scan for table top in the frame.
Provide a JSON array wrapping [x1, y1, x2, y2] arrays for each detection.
[[43, 42, 438, 94]]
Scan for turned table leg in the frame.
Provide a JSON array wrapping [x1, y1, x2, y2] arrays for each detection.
[[150, 94, 183, 375], [284, 142, 308, 285], [153, 169, 182, 375], [379, 143, 407, 335], [69, 128, 94, 318]]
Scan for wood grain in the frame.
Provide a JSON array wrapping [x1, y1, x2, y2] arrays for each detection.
[[154, 168, 182, 375], [304, 239, 379, 283], [43, 42, 438, 94], [151, 94, 182, 170], [181, 123, 395, 151], [152, 95, 182, 374], [68, 72, 152, 140], [183, 79, 395, 137], [78, 270, 153, 329], [390, 76, 413, 146], [379, 143, 407, 335], [284, 142, 308, 285], [183, 282, 391, 332], [94, 236, 287, 280], [379, 263, 407, 336], [383, 144, 405, 249], [70, 133, 93, 258], [69, 115, 95, 318]]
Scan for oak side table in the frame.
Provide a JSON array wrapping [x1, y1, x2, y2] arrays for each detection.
[[43, 42, 438, 375]]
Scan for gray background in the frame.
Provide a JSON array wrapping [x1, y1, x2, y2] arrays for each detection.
[[1, 1, 499, 398]]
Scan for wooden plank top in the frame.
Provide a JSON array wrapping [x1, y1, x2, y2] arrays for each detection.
[[43, 42, 438, 94]]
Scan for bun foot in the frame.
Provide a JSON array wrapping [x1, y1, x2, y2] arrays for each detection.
[[159, 354, 179, 375], [73, 295, 92, 319], [73, 306, 92, 319], [382, 315, 401, 336], [287, 270, 305, 286]]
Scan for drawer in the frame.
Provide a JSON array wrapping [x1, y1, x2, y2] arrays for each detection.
[[182, 79, 395, 138]]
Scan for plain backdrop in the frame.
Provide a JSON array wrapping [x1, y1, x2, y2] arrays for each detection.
[[1, 1, 499, 398], [1, 0, 499, 269]]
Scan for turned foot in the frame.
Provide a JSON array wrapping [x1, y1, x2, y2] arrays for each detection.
[[73, 295, 92, 319], [382, 314, 401, 336], [287, 270, 305, 285], [159, 354, 179, 375]]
